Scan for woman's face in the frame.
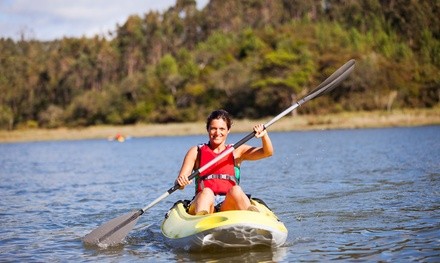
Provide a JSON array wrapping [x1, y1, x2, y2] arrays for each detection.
[[208, 118, 229, 146]]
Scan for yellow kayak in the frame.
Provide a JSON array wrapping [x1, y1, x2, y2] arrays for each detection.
[[161, 198, 288, 250]]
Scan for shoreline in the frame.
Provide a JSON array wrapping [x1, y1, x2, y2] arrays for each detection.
[[0, 108, 439, 143]]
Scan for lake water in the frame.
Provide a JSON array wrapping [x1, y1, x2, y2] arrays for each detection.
[[0, 126, 439, 262]]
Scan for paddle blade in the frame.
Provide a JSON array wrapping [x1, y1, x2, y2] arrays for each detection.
[[302, 59, 355, 103], [264, 59, 355, 129], [83, 210, 142, 247]]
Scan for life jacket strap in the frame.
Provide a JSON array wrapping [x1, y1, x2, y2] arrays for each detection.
[[198, 174, 238, 192]]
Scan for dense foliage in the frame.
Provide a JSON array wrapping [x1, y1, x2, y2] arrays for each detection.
[[0, 0, 439, 129]]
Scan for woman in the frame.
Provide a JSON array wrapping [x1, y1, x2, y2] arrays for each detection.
[[175, 109, 273, 215]]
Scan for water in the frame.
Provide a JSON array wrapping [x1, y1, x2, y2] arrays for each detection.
[[0, 126, 439, 262]]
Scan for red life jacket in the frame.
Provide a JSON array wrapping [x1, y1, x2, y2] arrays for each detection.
[[195, 144, 238, 195]]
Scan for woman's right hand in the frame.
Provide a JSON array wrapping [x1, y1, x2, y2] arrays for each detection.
[[176, 146, 198, 190], [176, 175, 191, 189]]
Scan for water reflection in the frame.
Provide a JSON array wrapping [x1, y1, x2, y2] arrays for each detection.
[[170, 246, 288, 262]]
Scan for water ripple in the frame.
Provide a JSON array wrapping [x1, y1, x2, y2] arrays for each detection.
[[1, 127, 439, 262]]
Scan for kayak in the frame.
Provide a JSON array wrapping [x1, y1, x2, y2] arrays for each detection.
[[161, 198, 288, 250]]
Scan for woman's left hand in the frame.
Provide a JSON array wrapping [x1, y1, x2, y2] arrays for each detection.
[[253, 124, 267, 138]]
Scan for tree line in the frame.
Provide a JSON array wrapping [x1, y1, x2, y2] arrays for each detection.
[[0, 0, 439, 130]]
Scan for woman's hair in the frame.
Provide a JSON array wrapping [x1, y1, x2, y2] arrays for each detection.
[[206, 109, 233, 131]]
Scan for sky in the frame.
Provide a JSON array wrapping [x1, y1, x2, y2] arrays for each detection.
[[0, 0, 209, 41]]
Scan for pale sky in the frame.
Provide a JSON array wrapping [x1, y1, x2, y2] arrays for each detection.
[[0, 0, 209, 41]]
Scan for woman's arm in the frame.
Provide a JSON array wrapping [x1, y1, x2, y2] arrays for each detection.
[[235, 124, 274, 163], [175, 146, 198, 188]]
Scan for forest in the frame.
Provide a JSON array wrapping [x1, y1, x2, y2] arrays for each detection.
[[0, 0, 439, 130]]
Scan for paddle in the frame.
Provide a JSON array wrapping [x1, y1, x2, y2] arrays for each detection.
[[83, 59, 356, 247]]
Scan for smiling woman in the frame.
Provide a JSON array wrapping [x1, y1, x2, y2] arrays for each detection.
[[175, 109, 273, 215]]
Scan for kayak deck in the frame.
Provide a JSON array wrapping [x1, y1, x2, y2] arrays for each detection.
[[161, 198, 288, 250]]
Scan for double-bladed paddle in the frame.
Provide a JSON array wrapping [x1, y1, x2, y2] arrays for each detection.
[[83, 59, 356, 247]]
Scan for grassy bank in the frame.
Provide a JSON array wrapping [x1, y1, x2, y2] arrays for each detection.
[[0, 108, 439, 143]]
